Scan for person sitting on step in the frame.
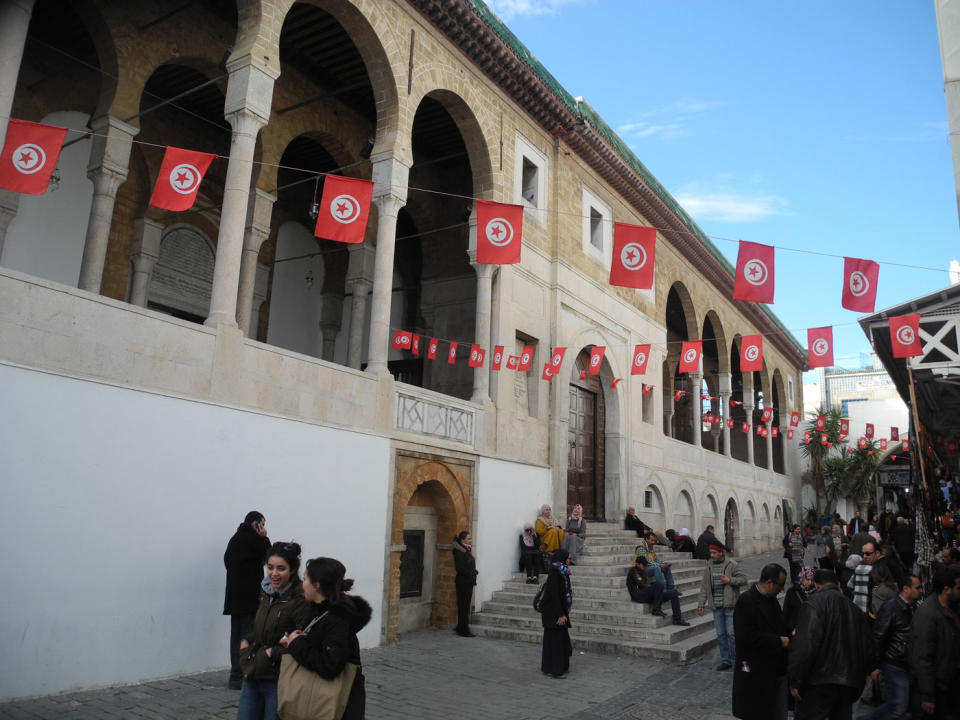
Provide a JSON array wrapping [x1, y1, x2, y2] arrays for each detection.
[[627, 555, 689, 626], [536, 504, 565, 553], [519, 523, 542, 584], [563, 504, 586, 565], [642, 531, 680, 594]]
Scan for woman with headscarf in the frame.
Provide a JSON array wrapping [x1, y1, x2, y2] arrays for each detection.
[[452, 531, 477, 637], [519, 523, 542, 584], [672, 528, 695, 554], [783, 566, 815, 635], [536, 504, 565, 553], [563, 504, 587, 565], [539, 548, 573, 679]]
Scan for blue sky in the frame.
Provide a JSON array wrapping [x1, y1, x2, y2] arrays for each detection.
[[483, 0, 958, 370]]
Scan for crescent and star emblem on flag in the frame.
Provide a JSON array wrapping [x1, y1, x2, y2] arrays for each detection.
[[590, 354, 601, 367], [896, 325, 915, 345], [12, 143, 46, 174], [494, 351, 502, 363], [683, 348, 697, 364], [812, 338, 829, 357], [471, 349, 480, 362], [849, 271, 869, 297], [169, 163, 201, 194], [743, 259, 768, 286], [635, 352, 646, 367], [330, 194, 361, 224], [521, 351, 530, 364], [744, 345, 759, 362], [620, 242, 647, 271], [484, 217, 514, 247]]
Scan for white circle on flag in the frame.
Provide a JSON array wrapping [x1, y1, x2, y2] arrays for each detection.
[[744, 345, 760, 362], [169, 163, 202, 195], [812, 338, 829, 357], [449, 347, 456, 359], [485, 217, 514, 247], [590, 353, 601, 367], [896, 325, 915, 345], [330, 194, 361, 224], [551, 353, 563, 367], [620, 242, 647, 271], [544, 366, 554, 378], [12, 143, 46, 174], [849, 271, 869, 297], [634, 352, 646, 367], [471, 350, 480, 362], [521, 352, 530, 365], [743, 259, 768, 286], [683, 348, 697, 364], [494, 351, 502, 363]]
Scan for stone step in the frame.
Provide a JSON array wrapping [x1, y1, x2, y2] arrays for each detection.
[[489, 590, 703, 616], [480, 599, 703, 627], [496, 577, 701, 601], [569, 563, 702, 578], [470, 611, 714, 645], [468, 622, 718, 664]]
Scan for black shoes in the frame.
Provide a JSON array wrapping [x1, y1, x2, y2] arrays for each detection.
[[672, 618, 691, 626], [651, 608, 667, 617], [526, 577, 539, 584], [455, 629, 477, 637], [716, 663, 732, 671]]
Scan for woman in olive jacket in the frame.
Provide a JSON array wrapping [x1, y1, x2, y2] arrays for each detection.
[[282, 557, 372, 720], [237, 542, 312, 720]]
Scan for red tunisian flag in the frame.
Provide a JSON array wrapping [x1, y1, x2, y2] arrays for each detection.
[[427, 338, 439, 359], [839, 419, 849, 435], [865, 423, 874, 438], [313, 175, 374, 244], [411, 335, 421, 356], [506, 355, 519, 370], [492, 345, 504, 370], [476, 199, 524, 264], [742, 422, 751, 434], [890, 314, 923, 358], [761, 407, 773, 423], [890, 427, 899, 441], [549, 347, 567, 372], [447, 342, 458, 365], [790, 411, 801, 427], [841, 257, 880, 313], [678, 340, 702, 373], [542, 363, 557, 381], [610, 223, 656, 289], [880, 439, 888, 450], [726, 418, 735, 429], [807, 326, 834, 369], [733, 240, 775, 303], [787, 429, 795, 440], [469, 345, 485, 368], [643, 384, 654, 396], [815, 415, 826, 431], [391, 330, 412, 350], [518, 346, 534, 372], [740, 334, 764, 372], [0, 118, 68, 194], [588, 346, 605, 375], [631, 344, 651, 376], [149, 146, 217, 211]]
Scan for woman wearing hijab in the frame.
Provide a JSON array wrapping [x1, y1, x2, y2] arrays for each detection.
[[519, 523, 542, 584], [563, 504, 587, 565], [672, 528, 695, 554], [452, 531, 477, 637], [536, 504, 565, 553], [539, 548, 573, 679], [783, 566, 814, 635]]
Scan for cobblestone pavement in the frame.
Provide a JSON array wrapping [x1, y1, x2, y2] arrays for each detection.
[[0, 549, 807, 720]]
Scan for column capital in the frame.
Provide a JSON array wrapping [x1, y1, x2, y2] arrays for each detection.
[[371, 153, 410, 201], [225, 106, 268, 138], [224, 61, 276, 126], [132, 217, 163, 259], [347, 277, 372, 296], [718, 371, 732, 394], [243, 189, 276, 252], [346, 243, 377, 283], [373, 192, 405, 219], [86, 114, 138, 178]]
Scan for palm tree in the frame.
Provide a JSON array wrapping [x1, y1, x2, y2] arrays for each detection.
[[798, 407, 845, 513]]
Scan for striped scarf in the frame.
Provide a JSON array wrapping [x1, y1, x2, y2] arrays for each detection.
[[711, 560, 726, 608]]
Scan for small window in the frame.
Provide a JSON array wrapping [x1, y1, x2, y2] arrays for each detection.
[[399, 530, 425, 598], [521, 157, 538, 207], [644, 490, 654, 509], [589, 207, 603, 249]]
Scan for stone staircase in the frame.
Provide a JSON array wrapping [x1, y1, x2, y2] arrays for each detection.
[[471, 522, 717, 663]]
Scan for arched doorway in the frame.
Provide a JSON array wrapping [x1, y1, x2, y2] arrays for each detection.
[[724, 498, 740, 556], [567, 348, 607, 519]]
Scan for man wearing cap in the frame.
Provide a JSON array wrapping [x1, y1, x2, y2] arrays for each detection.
[[698, 544, 748, 671]]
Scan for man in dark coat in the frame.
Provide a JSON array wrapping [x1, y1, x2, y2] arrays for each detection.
[[696, 524, 731, 560], [223, 510, 270, 689], [625, 506, 650, 537], [788, 569, 876, 720], [910, 565, 960, 720], [733, 563, 790, 720], [892, 518, 914, 570]]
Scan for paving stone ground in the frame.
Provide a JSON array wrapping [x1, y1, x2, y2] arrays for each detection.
[[4, 548, 853, 720]]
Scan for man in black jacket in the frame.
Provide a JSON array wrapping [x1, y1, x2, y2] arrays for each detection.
[[625, 506, 650, 537], [627, 556, 689, 626], [223, 511, 270, 689], [732, 564, 790, 720], [788, 569, 876, 720], [910, 565, 960, 720], [862, 574, 922, 720], [696, 525, 731, 560]]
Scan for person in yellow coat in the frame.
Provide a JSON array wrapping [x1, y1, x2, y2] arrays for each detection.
[[536, 504, 565, 553]]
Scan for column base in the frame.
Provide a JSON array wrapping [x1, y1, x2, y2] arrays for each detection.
[[204, 312, 239, 329]]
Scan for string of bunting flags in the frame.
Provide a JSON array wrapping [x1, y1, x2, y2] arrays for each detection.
[[0, 116, 930, 372]]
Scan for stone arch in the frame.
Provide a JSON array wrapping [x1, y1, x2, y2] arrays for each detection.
[[665, 280, 699, 342], [389, 452, 474, 641], [674, 488, 695, 534], [273, 0, 403, 160], [745, 497, 758, 546], [774, 503, 783, 536], [702, 310, 729, 374], [700, 487, 720, 535], [639, 474, 668, 533], [724, 495, 741, 556], [771, 368, 787, 474]]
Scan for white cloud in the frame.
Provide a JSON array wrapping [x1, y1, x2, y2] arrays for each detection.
[[674, 190, 787, 223], [485, 0, 587, 18], [616, 98, 725, 141]]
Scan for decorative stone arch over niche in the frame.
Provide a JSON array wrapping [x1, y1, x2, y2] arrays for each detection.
[[388, 449, 474, 642]]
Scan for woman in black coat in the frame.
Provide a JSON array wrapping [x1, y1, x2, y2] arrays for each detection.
[[281, 557, 371, 720], [540, 548, 573, 678], [452, 531, 477, 637]]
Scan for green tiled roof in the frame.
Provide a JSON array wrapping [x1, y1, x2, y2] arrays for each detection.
[[466, 0, 804, 355]]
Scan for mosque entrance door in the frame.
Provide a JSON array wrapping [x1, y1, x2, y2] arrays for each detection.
[[567, 376, 605, 519]]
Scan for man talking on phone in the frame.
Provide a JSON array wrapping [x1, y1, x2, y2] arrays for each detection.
[[223, 510, 270, 689]]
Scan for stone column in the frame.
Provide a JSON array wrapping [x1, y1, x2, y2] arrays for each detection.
[[318, 293, 343, 361], [236, 188, 275, 335], [77, 115, 138, 292], [365, 155, 409, 376], [663, 389, 675, 438], [205, 62, 275, 328], [743, 401, 756, 466], [766, 422, 775, 471], [690, 371, 703, 448], [468, 226, 492, 403], [128, 218, 163, 307], [0, 0, 35, 151], [719, 372, 732, 458], [0, 189, 20, 260], [346, 243, 375, 369]]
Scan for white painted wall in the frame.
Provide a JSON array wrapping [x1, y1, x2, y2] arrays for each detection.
[[1, 111, 93, 286], [0, 363, 390, 700], [473, 457, 551, 605]]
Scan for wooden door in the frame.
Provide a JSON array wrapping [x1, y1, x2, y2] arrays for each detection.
[[568, 384, 599, 519]]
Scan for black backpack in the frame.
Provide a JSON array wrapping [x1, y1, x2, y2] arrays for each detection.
[[532, 579, 548, 612]]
